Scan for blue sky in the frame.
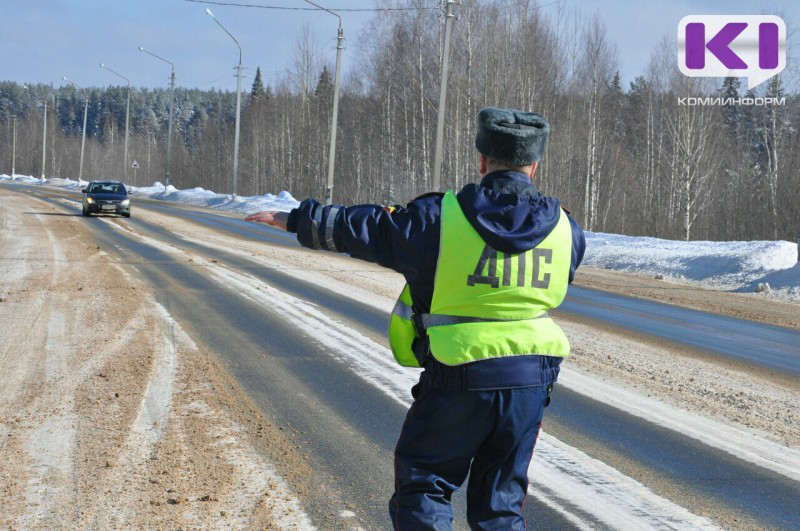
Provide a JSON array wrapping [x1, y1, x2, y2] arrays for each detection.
[[1, 0, 797, 92]]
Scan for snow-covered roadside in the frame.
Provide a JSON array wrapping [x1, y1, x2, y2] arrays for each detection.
[[3, 173, 797, 303], [583, 232, 800, 302]]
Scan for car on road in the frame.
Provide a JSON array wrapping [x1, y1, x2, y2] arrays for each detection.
[[82, 180, 130, 218]]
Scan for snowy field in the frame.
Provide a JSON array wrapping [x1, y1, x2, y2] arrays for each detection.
[[3, 173, 798, 302]]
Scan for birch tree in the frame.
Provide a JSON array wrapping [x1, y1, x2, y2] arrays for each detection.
[[663, 76, 721, 241], [758, 75, 787, 240], [577, 15, 617, 231]]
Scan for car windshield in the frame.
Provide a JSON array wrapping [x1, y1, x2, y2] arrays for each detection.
[[92, 183, 126, 195]]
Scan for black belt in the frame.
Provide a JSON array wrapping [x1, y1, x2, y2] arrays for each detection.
[[416, 356, 559, 396]]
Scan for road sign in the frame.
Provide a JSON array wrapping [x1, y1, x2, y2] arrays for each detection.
[[131, 160, 140, 169]]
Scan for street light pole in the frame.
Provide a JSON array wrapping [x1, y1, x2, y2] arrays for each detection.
[[63, 77, 89, 183], [100, 63, 131, 184], [41, 100, 47, 179], [432, 0, 457, 192], [139, 46, 176, 188], [304, 0, 343, 206], [205, 8, 242, 197], [11, 116, 16, 176]]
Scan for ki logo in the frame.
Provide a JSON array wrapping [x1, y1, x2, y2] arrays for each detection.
[[678, 15, 786, 89]]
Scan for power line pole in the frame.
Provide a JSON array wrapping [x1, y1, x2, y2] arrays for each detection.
[[100, 64, 132, 184], [325, 25, 344, 205], [11, 116, 16, 176], [63, 77, 89, 183], [79, 92, 88, 182], [304, 0, 343, 206], [233, 61, 242, 196], [139, 47, 176, 188], [206, 8, 243, 196], [41, 100, 47, 179], [432, 0, 457, 192], [167, 67, 175, 188]]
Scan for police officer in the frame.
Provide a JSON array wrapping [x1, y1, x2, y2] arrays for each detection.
[[246, 107, 585, 530]]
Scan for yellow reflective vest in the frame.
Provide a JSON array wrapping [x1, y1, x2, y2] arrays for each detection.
[[389, 190, 573, 367]]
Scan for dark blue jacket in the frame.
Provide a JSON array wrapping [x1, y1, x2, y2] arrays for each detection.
[[287, 170, 586, 389]]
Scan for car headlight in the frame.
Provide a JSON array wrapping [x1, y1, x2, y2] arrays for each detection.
[[85, 197, 95, 204], [121, 199, 130, 207]]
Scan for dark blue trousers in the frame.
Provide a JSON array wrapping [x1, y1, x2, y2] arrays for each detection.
[[389, 384, 548, 530]]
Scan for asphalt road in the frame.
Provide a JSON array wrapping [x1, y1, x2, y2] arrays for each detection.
[[562, 286, 800, 375], [7, 182, 800, 530]]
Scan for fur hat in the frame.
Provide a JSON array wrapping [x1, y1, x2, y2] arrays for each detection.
[[474, 107, 550, 165]]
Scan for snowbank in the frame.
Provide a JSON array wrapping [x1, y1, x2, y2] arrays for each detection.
[[584, 232, 799, 299], [131, 182, 300, 216]]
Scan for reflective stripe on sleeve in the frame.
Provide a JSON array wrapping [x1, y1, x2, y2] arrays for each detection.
[[323, 206, 340, 251], [311, 207, 323, 250]]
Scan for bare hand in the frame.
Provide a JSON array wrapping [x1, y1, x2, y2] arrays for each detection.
[[245, 211, 289, 231]]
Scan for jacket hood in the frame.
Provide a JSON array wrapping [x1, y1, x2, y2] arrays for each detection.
[[456, 170, 562, 254]]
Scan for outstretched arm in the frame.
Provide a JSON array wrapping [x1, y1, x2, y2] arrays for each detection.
[[245, 197, 439, 283], [246, 211, 289, 231]]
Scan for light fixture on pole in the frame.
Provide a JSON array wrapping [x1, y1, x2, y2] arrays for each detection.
[[139, 46, 176, 188], [100, 63, 131, 184], [432, 0, 457, 191], [304, 0, 343, 206], [62, 77, 89, 183], [205, 7, 242, 197]]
